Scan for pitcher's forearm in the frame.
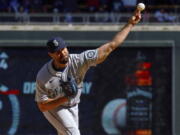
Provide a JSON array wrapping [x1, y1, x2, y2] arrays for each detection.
[[111, 23, 134, 50], [37, 97, 69, 112], [96, 10, 141, 64]]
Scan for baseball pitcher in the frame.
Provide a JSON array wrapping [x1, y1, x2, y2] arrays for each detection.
[[35, 10, 142, 135]]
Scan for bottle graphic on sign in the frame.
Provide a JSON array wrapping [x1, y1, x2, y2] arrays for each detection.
[[126, 51, 152, 135]]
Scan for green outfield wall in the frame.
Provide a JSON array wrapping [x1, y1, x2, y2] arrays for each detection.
[[0, 30, 179, 135]]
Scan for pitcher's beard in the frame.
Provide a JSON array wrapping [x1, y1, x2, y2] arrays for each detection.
[[59, 56, 69, 64], [60, 59, 68, 64]]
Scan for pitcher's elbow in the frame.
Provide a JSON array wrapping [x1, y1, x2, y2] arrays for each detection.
[[37, 102, 47, 112]]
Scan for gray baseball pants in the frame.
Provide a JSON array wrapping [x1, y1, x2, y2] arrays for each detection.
[[43, 105, 80, 135]]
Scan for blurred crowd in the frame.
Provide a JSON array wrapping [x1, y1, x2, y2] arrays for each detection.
[[0, 0, 178, 13], [0, 0, 178, 23]]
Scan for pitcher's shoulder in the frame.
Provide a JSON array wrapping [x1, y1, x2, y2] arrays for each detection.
[[36, 62, 49, 80]]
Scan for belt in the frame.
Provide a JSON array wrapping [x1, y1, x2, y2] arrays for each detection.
[[61, 104, 77, 109]]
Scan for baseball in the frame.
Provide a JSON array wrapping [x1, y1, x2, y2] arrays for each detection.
[[137, 3, 145, 11]]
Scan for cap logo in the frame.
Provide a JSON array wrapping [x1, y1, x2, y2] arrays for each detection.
[[53, 39, 59, 46]]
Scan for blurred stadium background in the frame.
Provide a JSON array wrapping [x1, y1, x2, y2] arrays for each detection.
[[0, 0, 180, 135]]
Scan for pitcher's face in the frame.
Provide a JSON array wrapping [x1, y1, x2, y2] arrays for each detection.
[[48, 48, 69, 64]]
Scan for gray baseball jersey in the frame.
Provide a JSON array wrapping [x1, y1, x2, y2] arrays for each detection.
[[35, 49, 98, 135]]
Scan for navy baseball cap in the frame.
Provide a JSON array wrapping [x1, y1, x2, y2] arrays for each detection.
[[46, 37, 67, 53]]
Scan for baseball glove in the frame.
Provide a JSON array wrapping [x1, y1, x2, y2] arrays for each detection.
[[60, 77, 78, 98]]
